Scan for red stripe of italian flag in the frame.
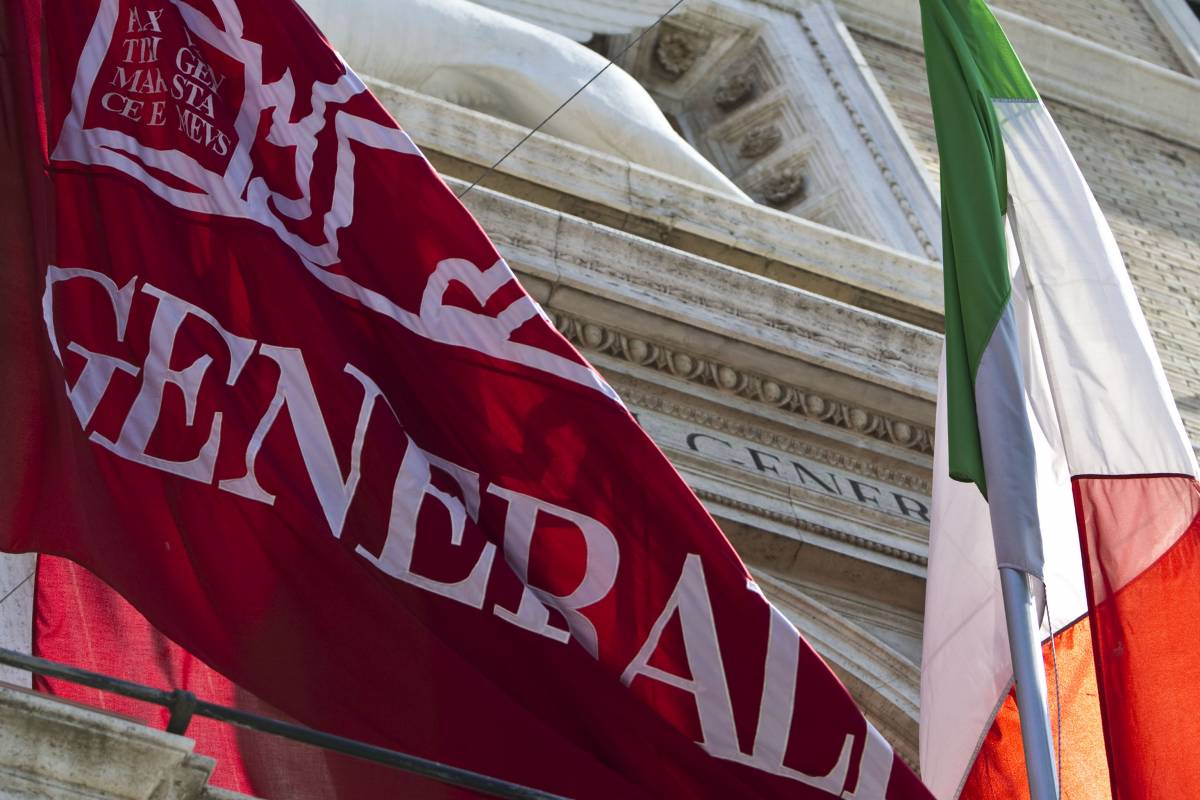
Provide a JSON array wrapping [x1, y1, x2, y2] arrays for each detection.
[[919, 1, 1200, 798]]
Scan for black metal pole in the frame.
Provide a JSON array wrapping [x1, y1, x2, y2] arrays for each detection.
[[0, 647, 569, 800]]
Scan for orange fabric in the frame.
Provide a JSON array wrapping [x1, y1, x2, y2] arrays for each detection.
[[960, 618, 1110, 800], [960, 476, 1200, 799], [1075, 476, 1200, 799]]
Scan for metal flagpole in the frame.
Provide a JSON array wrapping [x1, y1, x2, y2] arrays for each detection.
[[999, 567, 1060, 800], [1000, 194, 1060, 800]]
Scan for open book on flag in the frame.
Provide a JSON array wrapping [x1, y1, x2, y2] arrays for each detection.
[[0, 0, 935, 797], [920, 0, 1200, 797]]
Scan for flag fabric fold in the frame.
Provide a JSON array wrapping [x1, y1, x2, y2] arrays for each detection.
[[0, 1, 935, 798], [920, 1, 1200, 797]]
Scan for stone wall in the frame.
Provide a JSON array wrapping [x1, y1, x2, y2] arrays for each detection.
[[992, 0, 1185, 71], [851, 29, 1200, 442], [853, 32, 940, 183], [1053, 99, 1200, 436]]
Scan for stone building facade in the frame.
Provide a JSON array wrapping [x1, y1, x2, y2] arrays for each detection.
[[5, 0, 1200, 794]]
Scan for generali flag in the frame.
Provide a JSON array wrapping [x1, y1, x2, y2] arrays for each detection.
[[920, 1, 1200, 797], [0, 1, 934, 797]]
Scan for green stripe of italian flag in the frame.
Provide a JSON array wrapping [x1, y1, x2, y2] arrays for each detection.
[[918, 1, 1200, 798]]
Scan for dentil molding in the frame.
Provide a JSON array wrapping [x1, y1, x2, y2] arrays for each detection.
[[552, 310, 935, 456]]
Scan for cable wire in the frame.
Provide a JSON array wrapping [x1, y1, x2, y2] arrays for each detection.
[[0, 571, 32, 608], [1045, 595, 1064, 793], [456, 0, 688, 199]]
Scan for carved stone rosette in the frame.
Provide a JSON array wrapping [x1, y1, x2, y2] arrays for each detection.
[[714, 71, 756, 111], [739, 124, 783, 159], [761, 167, 806, 207], [654, 27, 709, 79]]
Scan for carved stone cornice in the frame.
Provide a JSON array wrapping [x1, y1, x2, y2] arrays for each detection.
[[370, 78, 946, 326], [552, 310, 936, 457], [443, 175, 943, 405], [792, 10, 939, 261]]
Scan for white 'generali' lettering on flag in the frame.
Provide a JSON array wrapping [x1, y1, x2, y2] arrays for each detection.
[[41, 264, 892, 796]]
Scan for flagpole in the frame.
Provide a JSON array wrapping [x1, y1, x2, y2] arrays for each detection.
[[999, 567, 1060, 800]]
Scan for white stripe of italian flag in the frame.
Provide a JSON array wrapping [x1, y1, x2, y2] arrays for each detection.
[[918, 1, 1200, 798]]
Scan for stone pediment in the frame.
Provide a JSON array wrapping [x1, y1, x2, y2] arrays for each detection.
[[601, 0, 942, 261]]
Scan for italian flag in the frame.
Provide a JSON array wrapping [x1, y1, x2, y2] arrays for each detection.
[[919, 1, 1200, 798]]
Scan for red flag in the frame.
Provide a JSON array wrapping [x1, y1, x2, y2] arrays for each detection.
[[1, 1, 933, 798]]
